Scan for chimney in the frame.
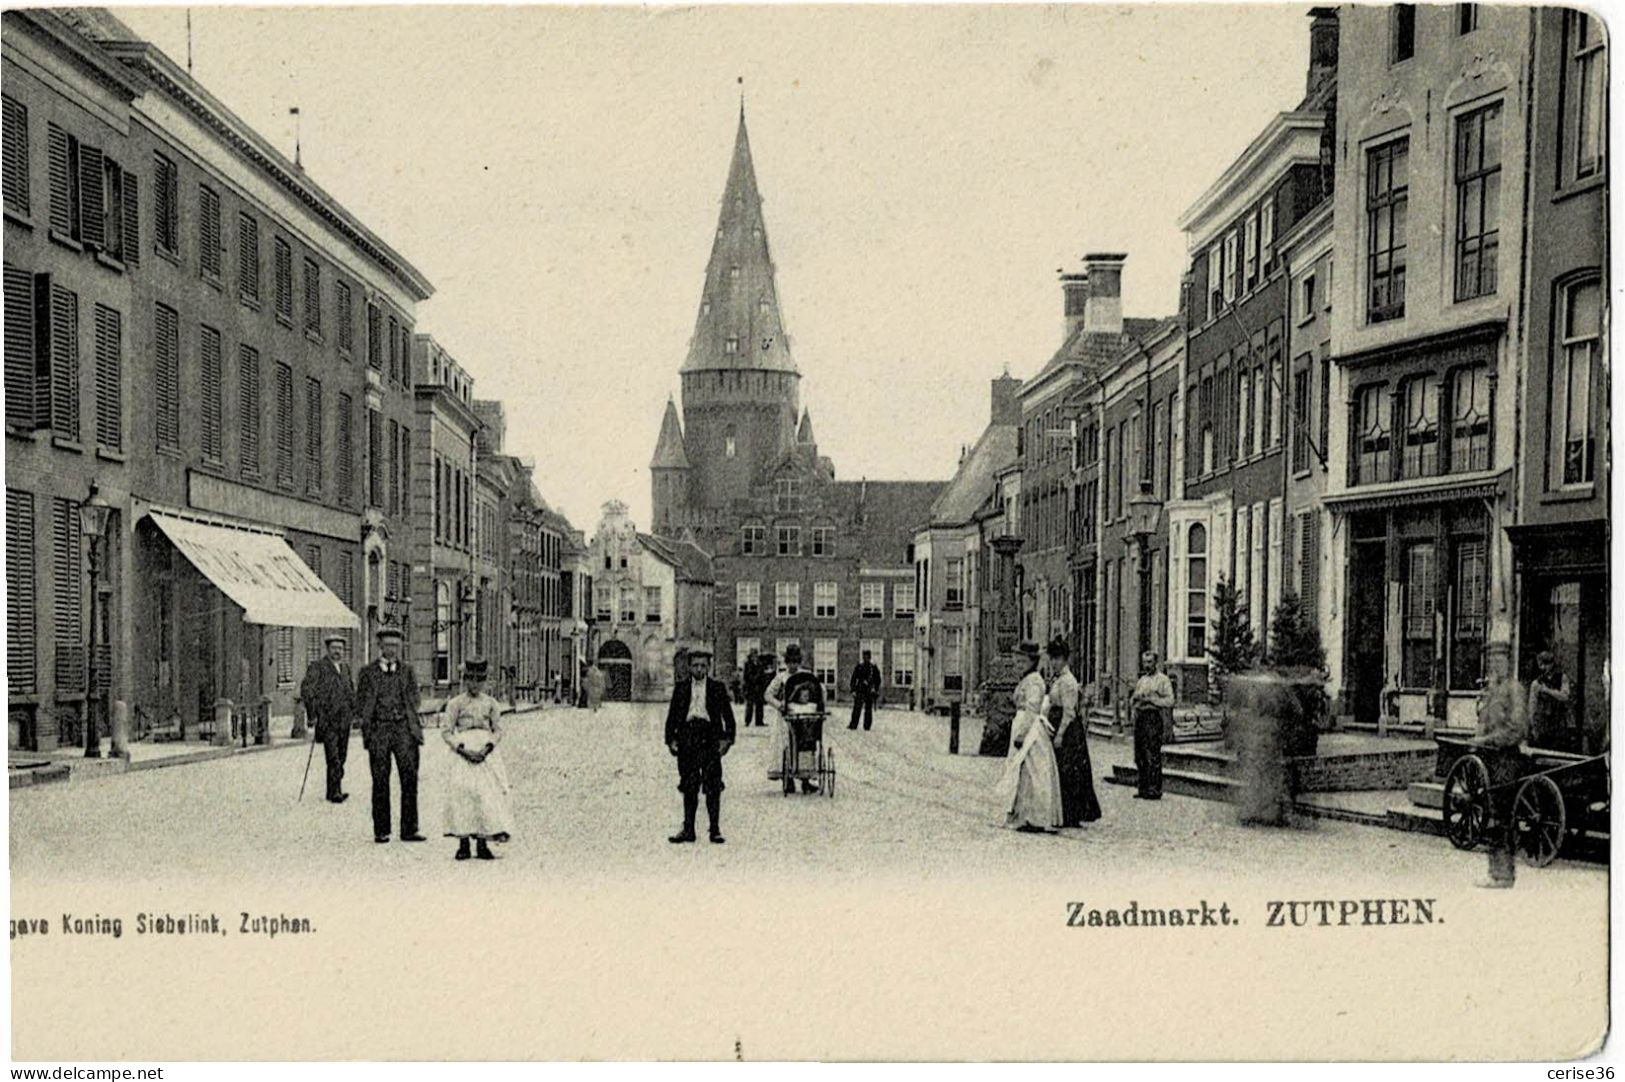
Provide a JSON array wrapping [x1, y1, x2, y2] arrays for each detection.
[[1307, 7, 1338, 97], [1081, 253, 1126, 336], [1060, 270, 1089, 341], [990, 374, 1023, 427]]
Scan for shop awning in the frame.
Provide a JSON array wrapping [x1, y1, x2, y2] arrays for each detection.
[[147, 511, 358, 629], [1321, 469, 1509, 516]]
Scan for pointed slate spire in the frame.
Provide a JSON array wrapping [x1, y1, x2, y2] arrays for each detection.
[[650, 396, 690, 469], [796, 407, 816, 445], [682, 106, 798, 375]]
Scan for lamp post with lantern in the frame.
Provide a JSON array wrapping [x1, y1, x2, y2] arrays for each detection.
[[1125, 478, 1162, 664], [79, 484, 115, 759]]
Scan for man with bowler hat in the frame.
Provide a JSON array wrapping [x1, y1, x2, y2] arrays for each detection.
[[664, 646, 736, 844], [355, 625, 425, 843], [300, 633, 356, 803], [848, 649, 882, 731]]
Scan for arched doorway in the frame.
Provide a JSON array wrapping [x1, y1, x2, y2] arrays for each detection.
[[597, 639, 633, 702]]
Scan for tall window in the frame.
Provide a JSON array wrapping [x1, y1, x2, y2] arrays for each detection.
[[1400, 374, 1441, 479], [3, 95, 29, 218], [775, 581, 800, 619], [1186, 524, 1208, 658], [1565, 12, 1606, 183], [367, 303, 382, 369], [273, 237, 293, 323], [1367, 139, 1409, 322], [893, 582, 916, 617], [155, 302, 179, 451], [7, 489, 36, 695], [199, 325, 223, 463], [814, 581, 838, 618], [861, 581, 884, 618], [305, 377, 323, 493], [1449, 366, 1491, 473], [198, 184, 221, 282], [1402, 542, 1436, 686], [434, 581, 452, 683], [336, 280, 353, 355], [1355, 384, 1391, 485], [1391, 4, 1416, 63], [1260, 200, 1275, 273], [52, 498, 83, 694], [942, 627, 964, 691], [239, 345, 261, 477], [1554, 279, 1600, 486], [237, 213, 259, 304], [335, 392, 353, 502], [1207, 244, 1223, 319], [774, 478, 802, 513], [1222, 230, 1238, 303], [811, 526, 834, 556], [1200, 375, 1214, 473], [776, 525, 801, 556], [618, 585, 636, 623], [1237, 370, 1253, 458], [43, 283, 78, 443], [1291, 368, 1311, 473], [1454, 103, 1502, 301], [643, 586, 661, 623], [1243, 213, 1259, 291], [367, 408, 383, 508], [814, 639, 838, 691], [92, 304, 121, 453], [274, 363, 295, 489], [303, 258, 322, 334], [1452, 539, 1487, 689], [892, 640, 915, 687], [945, 558, 965, 608], [736, 581, 760, 617], [740, 524, 765, 555], [154, 152, 178, 256]]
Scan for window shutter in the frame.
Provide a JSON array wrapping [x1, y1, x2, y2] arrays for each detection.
[[238, 344, 260, 476], [198, 185, 221, 279], [200, 326, 222, 461], [48, 284, 78, 441], [275, 362, 294, 487], [154, 303, 179, 450], [303, 259, 320, 332], [274, 238, 292, 320], [366, 303, 381, 369], [154, 154, 178, 253], [4, 265, 35, 430], [305, 376, 322, 492], [3, 95, 28, 217], [237, 213, 258, 300], [387, 316, 398, 382], [78, 143, 105, 249], [46, 123, 71, 236], [7, 489, 36, 694], [120, 169, 138, 267], [387, 418, 399, 514], [336, 392, 353, 504], [52, 497, 83, 694], [93, 304, 121, 451], [336, 281, 352, 353]]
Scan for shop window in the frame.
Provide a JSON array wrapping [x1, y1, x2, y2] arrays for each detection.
[[1449, 366, 1492, 474], [1402, 542, 1436, 687], [1354, 384, 1391, 485], [1450, 540, 1487, 689], [1400, 374, 1441, 479]]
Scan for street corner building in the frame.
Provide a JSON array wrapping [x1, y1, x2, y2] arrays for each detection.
[[1, 8, 580, 754], [645, 105, 944, 707]]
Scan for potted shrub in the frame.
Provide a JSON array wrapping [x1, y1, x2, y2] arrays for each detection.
[[1264, 593, 1328, 759], [1206, 576, 1257, 745]]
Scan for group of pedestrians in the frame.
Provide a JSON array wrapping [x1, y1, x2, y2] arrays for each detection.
[[298, 625, 515, 862]]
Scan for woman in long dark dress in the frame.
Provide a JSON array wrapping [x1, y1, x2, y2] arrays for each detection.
[[1046, 637, 1101, 826]]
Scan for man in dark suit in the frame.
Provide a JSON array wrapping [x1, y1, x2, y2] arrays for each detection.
[[848, 649, 882, 731], [741, 648, 764, 728], [299, 633, 355, 803], [354, 626, 424, 844], [664, 647, 736, 844]]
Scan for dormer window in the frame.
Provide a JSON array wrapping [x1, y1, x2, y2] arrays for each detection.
[[758, 297, 770, 314], [702, 299, 711, 315], [729, 265, 741, 281], [724, 337, 740, 354]]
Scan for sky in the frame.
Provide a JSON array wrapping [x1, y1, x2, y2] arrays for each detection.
[[116, 3, 1311, 534]]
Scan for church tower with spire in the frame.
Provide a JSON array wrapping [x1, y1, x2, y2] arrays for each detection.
[[652, 104, 801, 540]]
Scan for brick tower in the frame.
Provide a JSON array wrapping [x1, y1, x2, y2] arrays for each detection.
[[651, 104, 801, 544]]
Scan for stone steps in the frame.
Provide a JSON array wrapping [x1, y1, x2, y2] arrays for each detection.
[[1105, 762, 1241, 802]]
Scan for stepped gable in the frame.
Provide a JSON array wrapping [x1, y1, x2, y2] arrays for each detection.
[[682, 106, 797, 375]]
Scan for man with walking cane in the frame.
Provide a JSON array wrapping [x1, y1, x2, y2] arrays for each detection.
[[300, 633, 356, 803]]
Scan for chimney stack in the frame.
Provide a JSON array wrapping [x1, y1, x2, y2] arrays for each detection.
[[1061, 271, 1090, 342], [990, 373, 1023, 427], [1307, 7, 1338, 97], [1081, 253, 1126, 337]]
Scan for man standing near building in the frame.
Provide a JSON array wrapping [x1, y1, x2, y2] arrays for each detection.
[[1046, 637, 1100, 825], [848, 649, 882, 731], [741, 648, 765, 728], [1528, 652, 1572, 751], [664, 647, 735, 844], [300, 633, 356, 804], [355, 626, 425, 844], [1130, 651, 1175, 801]]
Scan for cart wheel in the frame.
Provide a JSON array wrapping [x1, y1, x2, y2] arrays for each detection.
[[1513, 774, 1566, 868], [827, 747, 836, 799], [1443, 754, 1490, 850]]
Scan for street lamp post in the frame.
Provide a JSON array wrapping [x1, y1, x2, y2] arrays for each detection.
[[79, 484, 115, 759], [1126, 478, 1163, 660]]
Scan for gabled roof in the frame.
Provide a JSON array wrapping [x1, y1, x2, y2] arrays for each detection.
[[831, 480, 947, 565], [927, 423, 1019, 527], [650, 397, 690, 469], [682, 108, 798, 375], [637, 532, 715, 584], [1029, 315, 1169, 392]]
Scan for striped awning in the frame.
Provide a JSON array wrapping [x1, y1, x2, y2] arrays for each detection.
[[147, 511, 358, 629], [1322, 470, 1508, 516]]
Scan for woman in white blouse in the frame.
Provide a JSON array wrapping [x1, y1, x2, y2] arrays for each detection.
[[995, 642, 1063, 832], [441, 659, 515, 860]]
